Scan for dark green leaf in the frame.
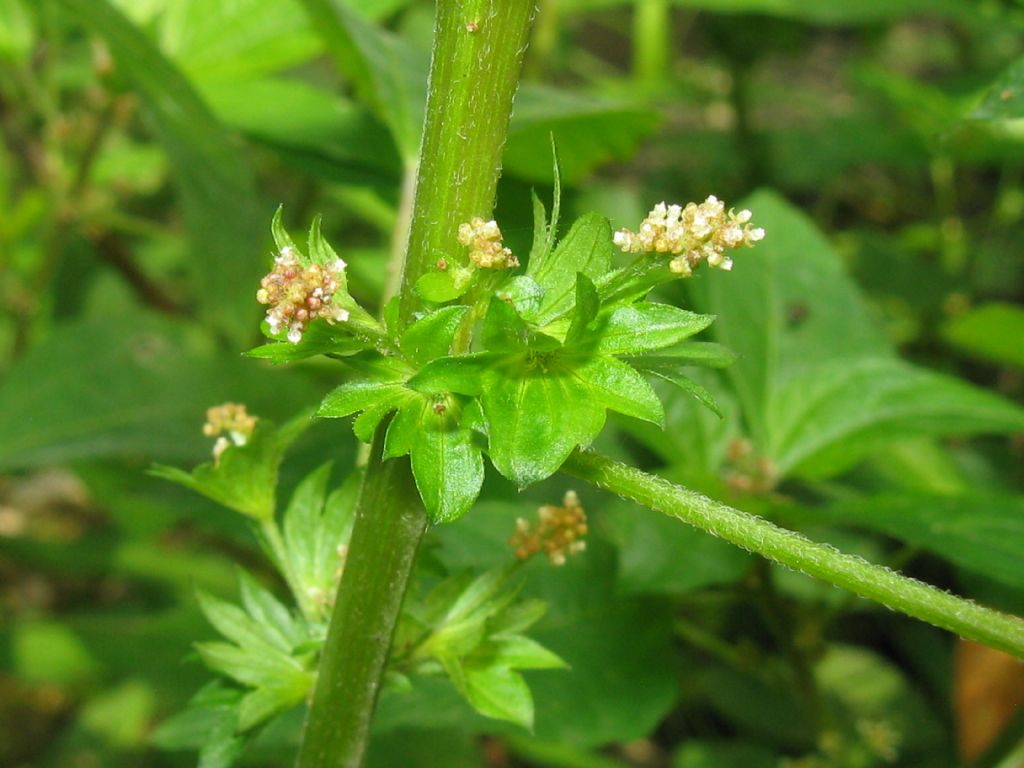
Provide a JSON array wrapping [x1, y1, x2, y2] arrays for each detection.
[[383, 397, 424, 459], [247, 321, 367, 363], [482, 297, 533, 352], [969, 57, 1024, 121], [411, 407, 485, 524], [673, 742, 779, 768], [565, 273, 600, 345]]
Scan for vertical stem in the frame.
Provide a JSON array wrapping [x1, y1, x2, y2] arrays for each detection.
[[397, 0, 537, 326], [298, 3, 536, 766], [297, 428, 426, 768], [633, 0, 669, 84]]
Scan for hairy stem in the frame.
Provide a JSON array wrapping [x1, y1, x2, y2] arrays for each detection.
[[397, 0, 537, 326], [297, 429, 426, 768], [563, 449, 1024, 658], [297, 3, 536, 766]]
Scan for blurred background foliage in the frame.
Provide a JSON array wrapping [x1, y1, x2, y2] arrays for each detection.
[[2, 0, 1024, 766]]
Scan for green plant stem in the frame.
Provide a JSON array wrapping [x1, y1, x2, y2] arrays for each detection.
[[297, 3, 537, 766], [633, 0, 669, 84], [562, 449, 1024, 658], [397, 0, 537, 326], [296, 429, 426, 768]]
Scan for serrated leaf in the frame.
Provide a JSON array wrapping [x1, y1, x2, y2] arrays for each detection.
[[352, 399, 398, 443], [307, 213, 346, 270], [482, 297, 533, 352], [528, 213, 614, 325], [150, 413, 312, 521], [573, 355, 664, 425], [271, 204, 300, 257], [400, 306, 469, 366], [237, 571, 304, 651], [411, 408, 485, 524], [482, 364, 605, 486], [631, 360, 724, 417], [195, 642, 305, 688], [593, 304, 714, 355], [498, 275, 546, 322], [769, 357, 1024, 478], [237, 682, 309, 730], [197, 591, 281, 655], [282, 463, 331, 609], [314, 473, 359, 592], [317, 380, 407, 419]]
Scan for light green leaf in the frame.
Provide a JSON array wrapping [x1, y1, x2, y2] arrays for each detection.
[[528, 213, 614, 326], [415, 268, 472, 303], [237, 571, 305, 650], [201, 77, 400, 186], [593, 304, 714, 356], [460, 663, 534, 729], [383, 397, 424, 459], [482, 366, 606, 486], [631, 360, 725, 417], [194, 641, 305, 688], [247, 322, 367, 364], [0, 0, 32, 62], [565, 273, 601, 345], [151, 413, 312, 521], [61, 0, 265, 343], [400, 306, 469, 366], [237, 682, 309, 730], [161, 0, 321, 82], [482, 296, 534, 352], [151, 682, 241, 751], [769, 357, 1024, 478], [629, 341, 737, 369], [573, 355, 664, 425], [500, 275, 546, 323], [196, 591, 282, 654], [943, 302, 1024, 369], [282, 463, 331, 598], [476, 635, 567, 671], [295, 0, 425, 159]]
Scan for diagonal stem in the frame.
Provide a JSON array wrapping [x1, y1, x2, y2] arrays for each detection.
[[562, 449, 1024, 658]]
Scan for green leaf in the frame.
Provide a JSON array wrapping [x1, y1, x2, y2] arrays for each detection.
[[400, 306, 469, 366], [689, 191, 890, 446], [411, 406, 485, 524], [482, 363, 606, 486], [282, 463, 331, 600], [630, 360, 725, 417], [295, 0, 426, 159], [194, 641, 306, 688], [383, 397, 424, 459], [152, 682, 242, 752], [151, 413, 312, 521], [247, 321, 367, 363], [161, 0, 321, 82], [197, 591, 282, 654], [629, 341, 737, 369], [317, 380, 407, 419], [527, 213, 614, 326], [481, 296, 534, 352], [769, 357, 1024, 478], [810, 493, 1024, 590], [460, 662, 534, 729], [969, 57, 1024, 121], [506, 85, 659, 184], [475, 635, 567, 671], [237, 683, 307, 730], [673, 742, 779, 768], [565, 273, 601, 345], [307, 213, 345, 268], [573, 355, 664, 425], [943, 302, 1024, 369], [593, 304, 714, 355], [498, 275, 546, 323], [604, 503, 751, 596], [237, 571, 305, 651], [61, 0, 265, 343], [415, 268, 472, 303], [0, 315, 316, 470], [200, 77, 400, 186]]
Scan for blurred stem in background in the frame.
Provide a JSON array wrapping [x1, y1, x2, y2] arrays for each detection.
[[634, 0, 670, 84], [295, 2, 537, 766]]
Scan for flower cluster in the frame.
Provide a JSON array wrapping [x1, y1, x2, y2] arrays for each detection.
[[203, 403, 258, 463], [510, 490, 588, 566], [457, 217, 519, 269], [613, 196, 765, 276], [256, 246, 349, 343]]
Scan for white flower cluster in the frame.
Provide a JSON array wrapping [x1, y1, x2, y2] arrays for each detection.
[[256, 246, 349, 343], [203, 402, 257, 463], [457, 217, 519, 269], [613, 196, 765, 276]]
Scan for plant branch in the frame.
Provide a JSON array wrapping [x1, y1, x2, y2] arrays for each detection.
[[562, 449, 1024, 658], [297, 2, 537, 766]]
